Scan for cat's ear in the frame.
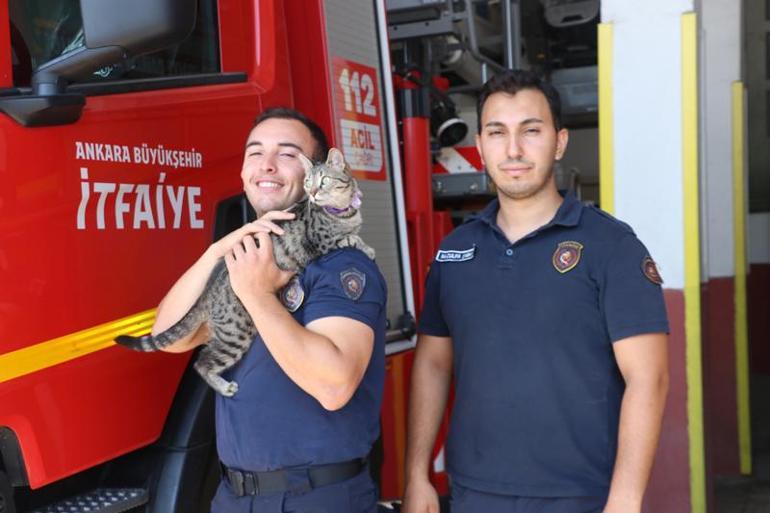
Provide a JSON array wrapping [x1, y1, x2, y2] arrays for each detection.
[[326, 148, 346, 169], [351, 189, 362, 209], [298, 153, 314, 174]]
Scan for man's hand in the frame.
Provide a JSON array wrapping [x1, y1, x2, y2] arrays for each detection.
[[402, 478, 440, 513], [210, 210, 295, 259], [225, 232, 294, 301], [153, 210, 292, 347]]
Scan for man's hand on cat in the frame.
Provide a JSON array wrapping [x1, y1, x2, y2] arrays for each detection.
[[211, 210, 295, 259], [225, 231, 294, 300]]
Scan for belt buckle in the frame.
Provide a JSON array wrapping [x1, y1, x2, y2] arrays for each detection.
[[228, 469, 245, 497], [243, 472, 258, 495]]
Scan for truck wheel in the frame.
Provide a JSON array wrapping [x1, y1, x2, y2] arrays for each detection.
[[0, 470, 16, 513]]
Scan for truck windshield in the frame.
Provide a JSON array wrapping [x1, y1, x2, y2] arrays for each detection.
[[8, 0, 220, 87]]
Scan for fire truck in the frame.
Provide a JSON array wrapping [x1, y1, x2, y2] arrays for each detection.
[[0, 0, 598, 511]]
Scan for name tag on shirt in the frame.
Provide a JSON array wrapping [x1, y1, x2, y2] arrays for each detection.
[[435, 246, 476, 262]]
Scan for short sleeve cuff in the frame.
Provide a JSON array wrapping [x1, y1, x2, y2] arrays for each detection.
[[417, 319, 451, 337], [609, 320, 670, 343], [303, 299, 382, 329]]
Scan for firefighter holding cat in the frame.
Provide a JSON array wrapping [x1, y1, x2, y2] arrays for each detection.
[[152, 108, 386, 513]]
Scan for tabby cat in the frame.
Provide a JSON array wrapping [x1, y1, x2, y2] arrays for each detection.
[[115, 148, 375, 397]]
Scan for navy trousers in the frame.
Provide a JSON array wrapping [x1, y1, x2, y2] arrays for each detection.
[[210, 468, 378, 513], [450, 484, 607, 513]]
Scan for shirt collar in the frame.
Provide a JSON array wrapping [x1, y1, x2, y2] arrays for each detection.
[[551, 190, 583, 227], [475, 190, 583, 230]]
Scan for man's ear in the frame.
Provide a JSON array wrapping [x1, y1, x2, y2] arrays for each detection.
[[475, 133, 486, 168], [298, 153, 314, 173], [326, 148, 346, 168], [555, 128, 569, 161]]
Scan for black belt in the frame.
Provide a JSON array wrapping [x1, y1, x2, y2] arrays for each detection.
[[221, 458, 366, 497]]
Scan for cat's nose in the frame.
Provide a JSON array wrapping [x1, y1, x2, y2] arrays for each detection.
[[309, 187, 319, 197]]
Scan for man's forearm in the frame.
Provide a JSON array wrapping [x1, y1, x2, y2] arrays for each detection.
[[153, 247, 219, 336], [604, 377, 668, 512], [405, 338, 453, 484]]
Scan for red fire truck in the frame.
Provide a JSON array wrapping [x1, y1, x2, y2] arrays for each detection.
[[0, 0, 434, 509], [0, 0, 597, 511]]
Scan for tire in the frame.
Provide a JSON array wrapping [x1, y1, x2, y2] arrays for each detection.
[[0, 470, 16, 513]]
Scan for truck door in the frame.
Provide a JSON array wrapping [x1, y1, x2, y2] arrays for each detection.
[[0, 0, 290, 490]]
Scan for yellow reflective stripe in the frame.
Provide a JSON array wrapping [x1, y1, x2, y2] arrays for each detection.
[[682, 12, 706, 513], [0, 309, 156, 384], [732, 80, 752, 475], [598, 22, 614, 214]]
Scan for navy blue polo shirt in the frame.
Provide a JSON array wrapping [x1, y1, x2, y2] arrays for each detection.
[[216, 248, 387, 472], [418, 192, 669, 497]]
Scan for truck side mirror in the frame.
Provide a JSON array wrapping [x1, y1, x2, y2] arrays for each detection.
[[0, 0, 197, 127]]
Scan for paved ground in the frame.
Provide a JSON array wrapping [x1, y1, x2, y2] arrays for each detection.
[[715, 453, 770, 512], [715, 373, 770, 513]]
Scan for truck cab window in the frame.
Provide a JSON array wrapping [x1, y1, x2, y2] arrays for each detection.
[[8, 0, 220, 87]]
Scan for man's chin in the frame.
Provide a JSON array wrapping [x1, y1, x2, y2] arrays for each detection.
[[249, 196, 302, 216], [497, 183, 547, 201]]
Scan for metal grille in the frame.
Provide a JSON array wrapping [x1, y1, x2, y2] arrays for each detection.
[[31, 488, 148, 513]]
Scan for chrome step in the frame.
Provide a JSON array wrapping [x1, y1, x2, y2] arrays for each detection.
[[31, 488, 148, 513]]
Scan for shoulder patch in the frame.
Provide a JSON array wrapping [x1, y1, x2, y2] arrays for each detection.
[[642, 256, 664, 285], [280, 276, 305, 312], [552, 241, 583, 273], [435, 246, 476, 263], [340, 267, 367, 300]]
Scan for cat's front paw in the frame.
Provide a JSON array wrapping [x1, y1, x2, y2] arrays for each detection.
[[220, 381, 239, 397]]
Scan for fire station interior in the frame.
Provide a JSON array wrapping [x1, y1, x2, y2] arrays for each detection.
[[390, 0, 600, 214], [386, 1, 770, 511]]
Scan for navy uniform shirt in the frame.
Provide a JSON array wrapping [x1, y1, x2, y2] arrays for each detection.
[[418, 192, 669, 497], [216, 248, 387, 472]]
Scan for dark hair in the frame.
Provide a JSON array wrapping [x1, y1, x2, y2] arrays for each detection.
[[476, 69, 563, 133], [253, 107, 330, 161]]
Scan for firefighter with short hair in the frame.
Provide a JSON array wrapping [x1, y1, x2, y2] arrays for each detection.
[[403, 70, 670, 513], [153, 108, 386, 513]]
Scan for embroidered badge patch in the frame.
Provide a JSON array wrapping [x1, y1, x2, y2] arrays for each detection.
[[340, 268, 367, 300], [552, 241, 584, 273], [435, 246, 476, 262], [279, 276, 305, 312], [642, 256, 664, 285]]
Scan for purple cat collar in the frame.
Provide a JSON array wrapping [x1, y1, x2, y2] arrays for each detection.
[[324, 205, 351, 215], [323, 191, 362, 215]]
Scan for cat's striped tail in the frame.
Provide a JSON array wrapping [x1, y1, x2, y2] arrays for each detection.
[[114, 260, 222, 352], [114, 314, 202, 351], [114, 331, 175, 352]]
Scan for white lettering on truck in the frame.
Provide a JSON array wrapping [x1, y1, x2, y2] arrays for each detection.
[[77, 168, 204, 230], [75, 141, 203, 169]]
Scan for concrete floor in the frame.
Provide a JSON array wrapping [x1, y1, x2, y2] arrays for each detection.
[[715, 451, 770, 512], [715, 373, 770, 513]]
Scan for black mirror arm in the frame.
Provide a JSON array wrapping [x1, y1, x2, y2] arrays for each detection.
[[32, 46, 125, 95]]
